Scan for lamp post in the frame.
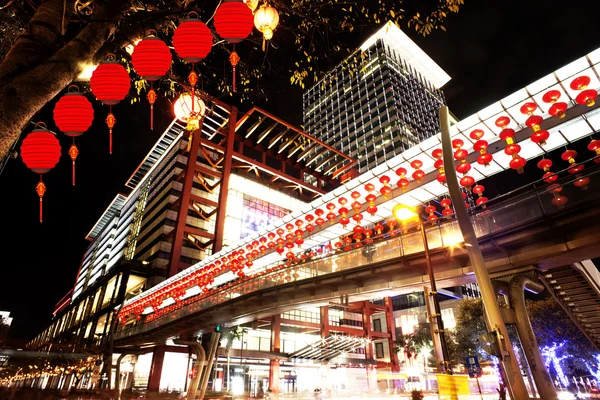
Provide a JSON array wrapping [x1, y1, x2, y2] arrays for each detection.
[[392, 204, 452, 375]]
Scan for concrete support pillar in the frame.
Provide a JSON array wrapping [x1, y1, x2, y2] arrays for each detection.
[[424, 286, 444, 372], [509, 275, 558, 400], [114, 353, 129, 394], [147, 345, 167, 392], [268, 360, 280, 394], [173, 338, 206, 399], [198, 333, 220, 400], [384, 297, 401, 388], [319, 306, 329, 338], [269, 315, 281, 394]]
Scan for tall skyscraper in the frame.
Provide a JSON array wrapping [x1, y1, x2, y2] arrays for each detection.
[[303, 22, 451, 174]]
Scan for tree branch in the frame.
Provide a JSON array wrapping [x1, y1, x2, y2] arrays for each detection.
[[0, 0, 75, 83]]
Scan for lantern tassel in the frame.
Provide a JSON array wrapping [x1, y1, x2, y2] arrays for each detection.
[[229, 48, 240, 94], [69, 141, 79, 186], [262, 36, 266, 52], [36, 176, 46, 224], [106, 106, 116, 155], [147, 83, 157, 131]]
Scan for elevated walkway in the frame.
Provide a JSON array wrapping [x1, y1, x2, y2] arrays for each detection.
[[114, 163, 600, 348]]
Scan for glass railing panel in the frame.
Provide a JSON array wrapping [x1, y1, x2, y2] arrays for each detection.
[[440, 221, 462, 248], [424, 225, 443, 249], [401, 231, 424, 255], [485, 195, 542, 233]]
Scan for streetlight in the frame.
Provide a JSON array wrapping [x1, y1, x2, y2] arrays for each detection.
[[392, 204, 452, 375]]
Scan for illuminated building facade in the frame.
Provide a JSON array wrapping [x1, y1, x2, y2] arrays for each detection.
[[303, 22, 451, 174]]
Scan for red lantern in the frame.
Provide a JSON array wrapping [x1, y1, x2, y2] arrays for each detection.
[[431, 149, 445, 183], [396, 167, 409, 190], [410, 159, 424, 182], [473, 139, 492, 166], [214, 0, 254, 92], [570, 76, 597, 107], [509, 156, 526, 174], [173, 14, 213, 63], [173, 13, 213, 116], [459, 175, 475, 190], [90, 54, 131, 154], [531, 130, 550, 146], [573, 177, 591, 191], [470, 129, 484, 140], [425, 205, 437, 222], [440, 198, 453, 216], [588, 139, 600, 163], [562, 149, 584, 174], [20, 123, 61, 223], [53, 86, 93, 185], [542, 90, 568, 119], [380, 175, 391, 197], [131, 31, 172, 130], [498, 122, 525, 174], [537, 159, 557, 183]]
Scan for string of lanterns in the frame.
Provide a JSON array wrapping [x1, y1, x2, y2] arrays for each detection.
[[19, 1, 281, 221]]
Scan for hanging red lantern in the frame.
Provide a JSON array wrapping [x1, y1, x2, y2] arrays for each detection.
[[459, 175, 475, 190], [562, 149, 584, 174], [588, 139, 600, 163], [214, 0, 254, 92], [520, 103, 550, 146], [425, 205, 437, 222], [326, 202, 336, 224], [379, 175, 392, 197], [430, 148, 445, 183], [173, 13, 213, 63], [410, 159, 424, 182], [90, 54, 131, 154], [473, 140, 492, 167], [470, 129, 484, 140], [573, 177, 591, 191], [549, 184, 568, 208], [395, 167, 409, 190], [20, 123, 61, 223], [173, 12, 213, 122], [364, 183, 378, 216], [570, 76, 597, 107], [53, 86, 93, 185], [537, 159, 557, 183], [497, 118, 526, 174], [314, 208, 325, 225], [131, 31, 172, 130], [542, 90, 568, 119], [440, 198, 453, 216]]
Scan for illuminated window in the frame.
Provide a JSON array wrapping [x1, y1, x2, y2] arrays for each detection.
[[240, 194, 289, 238]]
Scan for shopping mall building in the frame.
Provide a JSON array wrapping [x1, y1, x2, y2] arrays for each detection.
[[25, 21, 600, 396]]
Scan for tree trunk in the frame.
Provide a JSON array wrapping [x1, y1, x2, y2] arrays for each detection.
[[0, 0, 129, 162]]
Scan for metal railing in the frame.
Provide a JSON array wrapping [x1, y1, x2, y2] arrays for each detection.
[[115, 157, 600, 340]]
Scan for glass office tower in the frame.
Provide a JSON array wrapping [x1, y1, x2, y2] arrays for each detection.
[[303, 22, 451, 174]]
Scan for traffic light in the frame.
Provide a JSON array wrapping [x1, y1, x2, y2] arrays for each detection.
[[214, 324, 221, 333]]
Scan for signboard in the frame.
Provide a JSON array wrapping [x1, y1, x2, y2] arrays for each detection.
[[436, 374, 470, 400], [465, 355, 482, 378]]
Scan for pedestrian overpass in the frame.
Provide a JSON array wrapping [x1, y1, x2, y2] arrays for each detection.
[[114, 161, 600, 350]]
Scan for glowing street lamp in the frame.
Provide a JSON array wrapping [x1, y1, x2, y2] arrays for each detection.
[[392, 203, 452, 374]]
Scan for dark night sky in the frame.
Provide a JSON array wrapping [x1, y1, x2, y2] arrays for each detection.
[[1, 0, 599, 341]]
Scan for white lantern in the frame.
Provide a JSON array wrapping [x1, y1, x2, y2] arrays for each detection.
[[254, 4, 279, 50], [174, 93, 206, 131]]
